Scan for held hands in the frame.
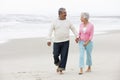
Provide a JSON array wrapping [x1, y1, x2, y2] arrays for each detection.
[[47, 38, 80, 46], [75, 38, 79, 43], [47, 42, 51, 46]]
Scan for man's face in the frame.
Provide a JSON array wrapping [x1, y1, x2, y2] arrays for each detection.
[[60, 11, 67, 19]]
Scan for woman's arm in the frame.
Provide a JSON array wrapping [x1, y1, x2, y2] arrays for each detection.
[[84, 24, 94, 46]]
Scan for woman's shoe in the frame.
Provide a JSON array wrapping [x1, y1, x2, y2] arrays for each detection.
[[79, 68, 83, 75], [86, 66, 91, 72], [86, 68, 91, 72], [78, 72, 83, 75]]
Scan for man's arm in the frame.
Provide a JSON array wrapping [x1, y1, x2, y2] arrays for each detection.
[[70, 23, 78, 36], [47, 23, 54, 46], [70, 23, 79, 43]]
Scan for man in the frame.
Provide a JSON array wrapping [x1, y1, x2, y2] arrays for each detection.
[[47, 8, 78, 74]]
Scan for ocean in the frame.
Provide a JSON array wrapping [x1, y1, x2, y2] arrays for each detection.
[[0, 14, 120, 43]]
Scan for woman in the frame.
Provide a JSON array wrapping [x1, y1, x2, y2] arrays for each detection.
[[78, 12, 94, 74]]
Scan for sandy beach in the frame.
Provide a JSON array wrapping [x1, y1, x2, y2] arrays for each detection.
[[0, 30, 120, 80]]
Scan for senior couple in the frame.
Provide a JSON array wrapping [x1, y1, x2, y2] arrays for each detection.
[[47, 8, 94, 75]]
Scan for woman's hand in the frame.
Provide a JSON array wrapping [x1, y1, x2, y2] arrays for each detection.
[[84, 40, 90, 46], [83, 42, 88, 46]]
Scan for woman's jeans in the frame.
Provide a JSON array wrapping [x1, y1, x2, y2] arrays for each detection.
[[79, 41, 93, 68]]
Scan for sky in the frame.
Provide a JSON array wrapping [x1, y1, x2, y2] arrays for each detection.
[[0, 0, 120, 16]]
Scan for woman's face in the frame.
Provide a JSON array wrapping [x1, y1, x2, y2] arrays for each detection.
[[80, 16, 86, 22]]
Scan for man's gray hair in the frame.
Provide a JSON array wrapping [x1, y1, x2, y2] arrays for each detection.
[[81, 12, 90, 20], [58, 8, 66, 15]]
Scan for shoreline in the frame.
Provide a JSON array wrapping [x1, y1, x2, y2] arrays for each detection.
[[0, 29, 120, 44]]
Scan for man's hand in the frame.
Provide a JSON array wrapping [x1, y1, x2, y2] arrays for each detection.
[[47, 42, 51, 46]]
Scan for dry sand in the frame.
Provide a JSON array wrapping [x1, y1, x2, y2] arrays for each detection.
[[0, 30, 120, 80]]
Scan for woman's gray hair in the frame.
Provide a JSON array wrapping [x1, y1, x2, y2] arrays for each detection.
[[58, 8, 66, 15], [81, 12, 90, 20]]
